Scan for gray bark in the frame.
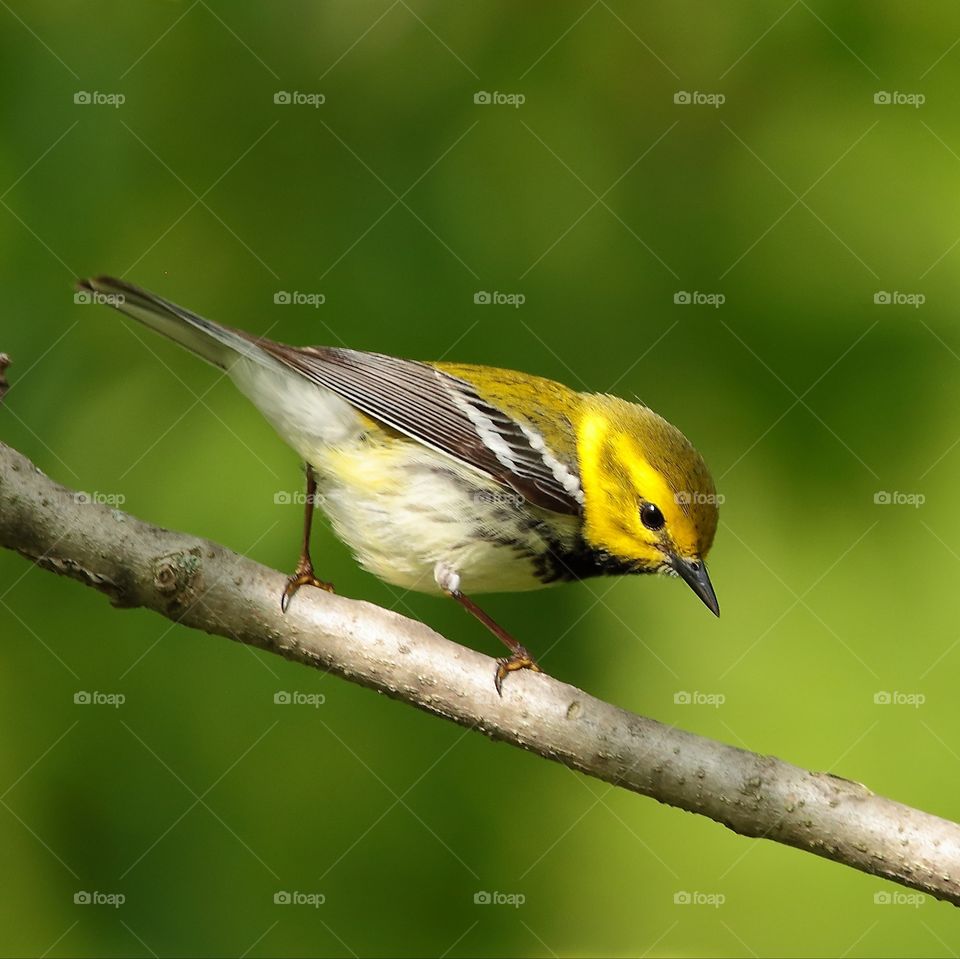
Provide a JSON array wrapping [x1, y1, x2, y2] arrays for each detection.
[[1, 439, 958, 904]]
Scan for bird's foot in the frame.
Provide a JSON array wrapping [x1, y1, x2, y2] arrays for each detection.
[[494, 646, 542, 696], [281, 558, 335, 612]]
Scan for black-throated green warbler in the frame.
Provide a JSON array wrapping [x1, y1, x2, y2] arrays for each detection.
[[81, 276, 720, 693]]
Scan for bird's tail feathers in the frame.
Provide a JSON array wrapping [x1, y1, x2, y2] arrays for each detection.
[[77, 275, 267, 370]]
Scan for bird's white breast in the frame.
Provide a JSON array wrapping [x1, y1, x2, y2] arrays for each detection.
[[314, 441, 570, 595], [227, 353, 576, 595]]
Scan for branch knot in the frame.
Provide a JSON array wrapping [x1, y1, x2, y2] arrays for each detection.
[[153, 548, 203, 607]]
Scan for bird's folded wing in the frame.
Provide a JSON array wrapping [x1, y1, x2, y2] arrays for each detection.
[[254, 343, 583, 515]]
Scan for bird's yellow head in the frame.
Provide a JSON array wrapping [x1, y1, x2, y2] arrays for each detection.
[[576, 395, 720, 615]]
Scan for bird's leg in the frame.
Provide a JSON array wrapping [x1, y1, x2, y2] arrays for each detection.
[[281, 465, 335, 612], [435, 564, 542, 695], [453, 591, 542, 695]]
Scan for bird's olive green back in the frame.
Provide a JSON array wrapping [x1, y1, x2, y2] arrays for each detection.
[[433, 361, 584, 469]]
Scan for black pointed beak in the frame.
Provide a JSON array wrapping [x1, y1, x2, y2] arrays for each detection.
[[670, 556, 720, 617]]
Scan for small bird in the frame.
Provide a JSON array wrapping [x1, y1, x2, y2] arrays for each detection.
[[80, 276, 720, 693]]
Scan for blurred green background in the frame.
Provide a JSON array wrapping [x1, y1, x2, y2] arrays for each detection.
[[1, 2, 959, 956]]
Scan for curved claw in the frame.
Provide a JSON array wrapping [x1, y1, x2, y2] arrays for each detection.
[[494, 648, 542, 697], [280, 564, 335, 613]]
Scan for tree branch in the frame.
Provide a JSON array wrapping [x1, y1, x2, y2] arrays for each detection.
[[1, 436, 958, 905]]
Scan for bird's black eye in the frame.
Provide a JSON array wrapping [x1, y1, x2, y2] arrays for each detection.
[[640, 502, 665, 531]]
